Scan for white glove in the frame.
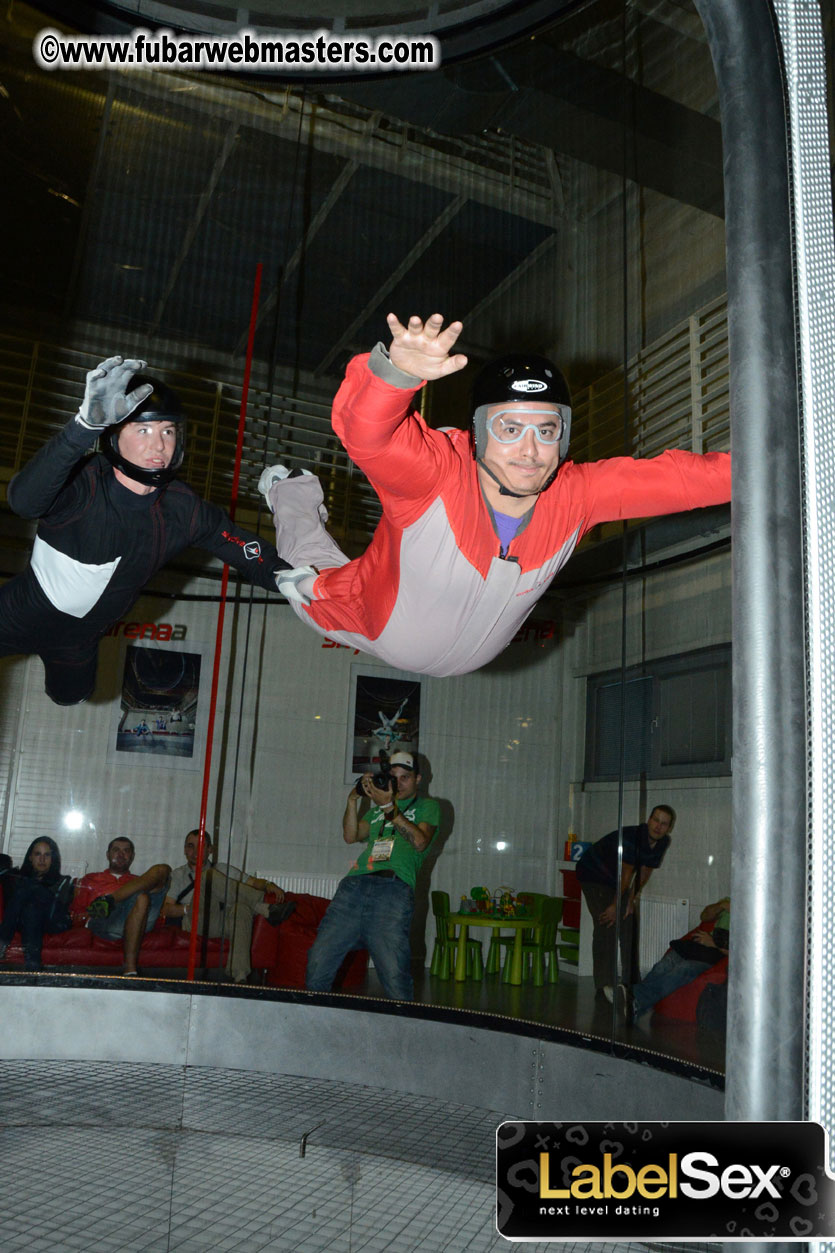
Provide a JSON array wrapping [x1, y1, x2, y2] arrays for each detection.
[[75, 355, 153, 430]]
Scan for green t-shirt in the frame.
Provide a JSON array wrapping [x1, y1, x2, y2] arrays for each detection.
[[348, 793, 440, 889]]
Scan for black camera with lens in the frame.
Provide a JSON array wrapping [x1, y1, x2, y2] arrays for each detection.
[[354, 748, 394, 796]]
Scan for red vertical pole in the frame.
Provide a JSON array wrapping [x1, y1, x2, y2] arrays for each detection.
[[187, 263, 263, 981]]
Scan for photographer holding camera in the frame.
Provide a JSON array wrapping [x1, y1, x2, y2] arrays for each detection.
[[305, 751, 438, 1001]]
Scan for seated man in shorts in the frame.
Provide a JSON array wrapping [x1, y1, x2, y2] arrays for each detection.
[[73, 837, 170, 975]]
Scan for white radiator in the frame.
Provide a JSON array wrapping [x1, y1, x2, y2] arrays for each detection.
[[261, 871, 342, 900], [638, 896, 690, 977]]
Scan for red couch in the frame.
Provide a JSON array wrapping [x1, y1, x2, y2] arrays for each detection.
[[265, 893, 369, 989], [652, 916, 729, 1022], [0, 883, 368, 988], [654, 954, 728, 1022]]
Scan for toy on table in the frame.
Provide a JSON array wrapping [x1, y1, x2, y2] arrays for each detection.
[[463, 886, 529, 918]]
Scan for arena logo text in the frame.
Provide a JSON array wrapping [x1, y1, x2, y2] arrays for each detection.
[[104, 620, 188, 641]]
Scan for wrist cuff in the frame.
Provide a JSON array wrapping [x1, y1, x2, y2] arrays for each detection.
[[367, 342, 425, 390], [71, 413, 103, 442]]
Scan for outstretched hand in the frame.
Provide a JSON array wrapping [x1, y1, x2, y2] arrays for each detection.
[[387, 313, 468, 381], [76, 355, 153, 430]]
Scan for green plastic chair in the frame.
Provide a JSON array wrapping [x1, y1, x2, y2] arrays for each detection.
[[493, 893, 545, 982], [517, 895, 563, 985], [517, 891, 549, 926], [430, 890, 484, 979]]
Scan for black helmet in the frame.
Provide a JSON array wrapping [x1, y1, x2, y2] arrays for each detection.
[[100, 374, 186, 488], [471, 353, 572, 466]]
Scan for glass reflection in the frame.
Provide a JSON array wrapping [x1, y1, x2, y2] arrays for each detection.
[[0, 0, 728, 1080]]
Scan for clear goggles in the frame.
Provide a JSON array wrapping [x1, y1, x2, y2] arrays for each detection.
[[486, 406, 567, 445]]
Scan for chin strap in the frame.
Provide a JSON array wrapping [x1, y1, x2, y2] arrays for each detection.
[[477, 459, 559, 498], [478, 459, 526, 498]]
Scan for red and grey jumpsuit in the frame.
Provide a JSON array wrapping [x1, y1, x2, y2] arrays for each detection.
[[268, 346, 731, 677]]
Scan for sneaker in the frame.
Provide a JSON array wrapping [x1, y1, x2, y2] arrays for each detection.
[[258, 464, 312, 512], [277, 566, 318, 605], [616, 983, 635, 1025], [267, 900, 297, 926], [87, 894, 115, 918]]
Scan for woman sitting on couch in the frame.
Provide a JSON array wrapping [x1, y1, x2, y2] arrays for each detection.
[[0, 837, 74, 970]]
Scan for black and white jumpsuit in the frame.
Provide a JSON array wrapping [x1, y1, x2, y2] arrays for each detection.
[[0, 419, 287, 704]]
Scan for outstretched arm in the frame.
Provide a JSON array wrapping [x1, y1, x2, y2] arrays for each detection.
[[331, 313, 469, 514], [245, 873, 285, 902], [599, 861, 637, 926], [8, 355, 152, 519], [577, 448, 731, 528], [188, 495, 291, 593]]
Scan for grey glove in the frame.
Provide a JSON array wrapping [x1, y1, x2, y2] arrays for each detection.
[[75, 355, 152, 430], [276, 565, 317, 605]]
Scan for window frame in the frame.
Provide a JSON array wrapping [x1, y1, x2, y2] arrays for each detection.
[[584, 643, 732, 782]]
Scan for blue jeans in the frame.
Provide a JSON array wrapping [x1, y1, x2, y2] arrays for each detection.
[[306, 874, 415, 1000], [631, 948, 711, 1018], [86, 886, 167, 941]]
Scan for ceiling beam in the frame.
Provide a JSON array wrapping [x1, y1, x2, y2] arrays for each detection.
[[233, 157, 360, 357], [463, 231, 560, 341], [315, 193, 468, 375], [147, 121, 240, 336], [336, 36, 723, 216], [116, 72, 558, 227], [494, 39, 723, 217]]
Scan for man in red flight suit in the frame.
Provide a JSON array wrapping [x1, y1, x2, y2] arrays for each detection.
[[262, 313, 731, 677]]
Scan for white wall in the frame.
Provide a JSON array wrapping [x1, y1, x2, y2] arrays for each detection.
[[0, 580, 568, 960], [0, 538, 731, 956]]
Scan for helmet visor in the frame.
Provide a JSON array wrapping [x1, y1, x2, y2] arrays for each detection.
[[486, 406, 568, 445]]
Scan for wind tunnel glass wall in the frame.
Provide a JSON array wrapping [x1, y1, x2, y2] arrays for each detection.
[[0, 0, 729, 1073]]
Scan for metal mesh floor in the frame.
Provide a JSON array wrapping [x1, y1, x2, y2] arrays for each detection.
[[0, 1060, 719, 1252]]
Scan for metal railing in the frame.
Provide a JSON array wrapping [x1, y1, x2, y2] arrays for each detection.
[[571, 293, 730, 463]]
